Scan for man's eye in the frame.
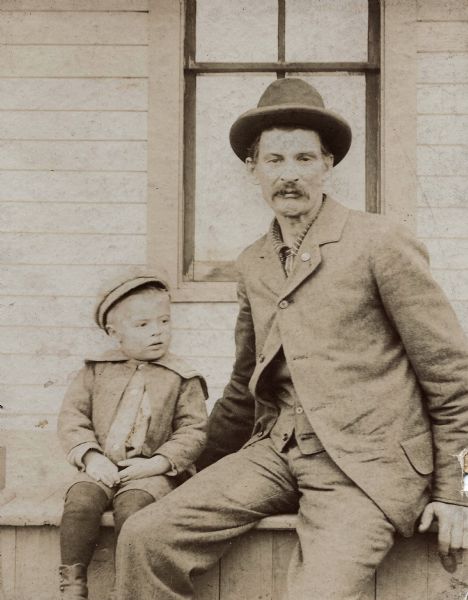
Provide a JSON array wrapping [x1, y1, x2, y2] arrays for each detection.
[[138, 322, 147, 327]]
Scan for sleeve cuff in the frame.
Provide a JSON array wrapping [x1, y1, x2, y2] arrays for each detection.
[[67, 442, 102, 470], [153, 453, 178, 476]]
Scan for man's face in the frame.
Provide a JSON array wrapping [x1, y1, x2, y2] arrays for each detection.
[[247, 128, 333, 220], [106, 290, 171, 361]]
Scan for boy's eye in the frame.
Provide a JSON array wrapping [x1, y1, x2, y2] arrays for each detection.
[[138, 322, 147, 327]]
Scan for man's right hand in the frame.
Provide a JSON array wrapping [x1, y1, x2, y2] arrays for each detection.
[[83, 450, 120, 487]]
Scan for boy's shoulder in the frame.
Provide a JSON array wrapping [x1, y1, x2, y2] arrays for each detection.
[[84, 350, 207, 392]]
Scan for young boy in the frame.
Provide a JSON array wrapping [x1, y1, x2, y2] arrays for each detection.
[[57, 273, 208, 600]]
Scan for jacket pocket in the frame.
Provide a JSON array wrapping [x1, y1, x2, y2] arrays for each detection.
[[400, 430, 434, 475]]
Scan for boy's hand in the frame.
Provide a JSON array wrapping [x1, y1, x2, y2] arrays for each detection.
[[118, 455, 172, 483], [83, 450, 120, 487]]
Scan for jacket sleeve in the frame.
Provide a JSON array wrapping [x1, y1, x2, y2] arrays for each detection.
[[197, 272, 257, 470], [372, 223, 468, 506], [154, 376, 208, 474], [57, 364, 102, 465]]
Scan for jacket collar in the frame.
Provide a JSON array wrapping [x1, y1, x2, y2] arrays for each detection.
[[258, 196, 349, 300], [85, 349, 207, 393]]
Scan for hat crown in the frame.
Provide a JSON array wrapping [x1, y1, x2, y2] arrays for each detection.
[[258, 78, 325, 109]]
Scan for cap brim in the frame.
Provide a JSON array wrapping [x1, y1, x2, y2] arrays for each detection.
[[229, 104, 352, 165]]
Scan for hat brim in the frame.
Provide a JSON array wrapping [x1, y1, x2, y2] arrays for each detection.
[[229, 104, 352, 165], [96, 275, 170, 330]]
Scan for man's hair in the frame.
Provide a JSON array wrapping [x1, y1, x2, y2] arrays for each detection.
[[246, 126, 333, 164]]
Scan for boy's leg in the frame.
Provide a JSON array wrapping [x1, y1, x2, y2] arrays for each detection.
[[61, 481, 110, 566], [116, 439, 299, 600], [113, 489, 154, 537]]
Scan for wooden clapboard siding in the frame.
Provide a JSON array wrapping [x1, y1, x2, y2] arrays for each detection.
[[0, 111, 147, 140], [416, 0, 468, 340], [0, 12, 147, 45], [0, 3, 161, 434]]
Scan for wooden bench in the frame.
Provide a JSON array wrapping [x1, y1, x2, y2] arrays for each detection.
[[1, 489, 468, 600], [1, 431, 467, 599]]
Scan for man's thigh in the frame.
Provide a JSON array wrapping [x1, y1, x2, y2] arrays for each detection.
[[124, 438, 299, 542], [288, 448, 395, 600]]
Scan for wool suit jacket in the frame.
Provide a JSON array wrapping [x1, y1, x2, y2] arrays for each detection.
[[58, 350, 208, 476], [199, 197, 468, 536]]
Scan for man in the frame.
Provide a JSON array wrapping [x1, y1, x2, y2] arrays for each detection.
[[116, 78, 468, 600]]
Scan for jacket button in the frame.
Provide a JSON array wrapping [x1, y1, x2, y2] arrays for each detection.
[[300, 252, 311, 261], [282, 433, 289, 441], [258, 354, 265, 363], [295, 406, 304, 414], [279, 300, 289, 309], [257, 430, 264, 437]]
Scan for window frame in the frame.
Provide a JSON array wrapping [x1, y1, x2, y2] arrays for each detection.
[[147, 0, 417, 302]]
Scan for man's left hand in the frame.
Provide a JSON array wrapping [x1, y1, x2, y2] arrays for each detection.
[[419, 501, 468, 572]]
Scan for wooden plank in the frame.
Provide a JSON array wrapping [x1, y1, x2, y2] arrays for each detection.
[[417, 207, 468, 238], [194, 562, 220, 600], [0, 351, 232, 388], [381, 0, 417, 229], [0, 203, 145, 234], [0, 46, 147, 78], [0, 325, 234, 359], [418, 54, 468, 84], [219, 530, 273, 600], [0, 0, 148, 10], [272, 531, 296, 600], [15, 526, 60, 600], [147, 0, 184, 286], [0, 383, 65, 414], [418, 22, 468, 53], [0, 233, 145, 265], [418, 146, 468, 177], [418, 115, 468, 145], [417, 0, 468, 20], [0, 527, 16, 600], [0, 111, 147, 141], [0, 171, 147, 203], [0, 12, 147, 45], [418, 84, 468, 115], [0, 140, 147, 171], [0, 265, 146, 297], [423, 239, 468, 270], [88, 528, 115, 600], [432, 269, 468, 300], [417, 176, 468, 208], [0, 78, 148, 111], [0, 296, 237, 329], [376, 533, 428, 600]]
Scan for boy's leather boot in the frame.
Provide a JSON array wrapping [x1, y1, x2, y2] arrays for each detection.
[[59, 564, 88, 599]]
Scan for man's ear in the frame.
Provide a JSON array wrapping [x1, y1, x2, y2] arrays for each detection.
[[245, 157, 260, 185], [323, 154, 334, 180]]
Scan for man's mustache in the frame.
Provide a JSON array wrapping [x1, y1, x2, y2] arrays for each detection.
[[273, 184, 308, 198]]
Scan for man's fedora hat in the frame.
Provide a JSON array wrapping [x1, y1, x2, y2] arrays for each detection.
[[229, 78, 352, 165], [95, 270, 170, 330]]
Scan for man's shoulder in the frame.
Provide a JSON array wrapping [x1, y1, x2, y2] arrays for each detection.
[[236, 233, 268, 266]]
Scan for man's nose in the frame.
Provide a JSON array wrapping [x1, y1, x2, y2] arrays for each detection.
[[279, 162, 299, 182]]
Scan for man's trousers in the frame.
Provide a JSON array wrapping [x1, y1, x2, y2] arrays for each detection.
[[116, 438, 395, 600]]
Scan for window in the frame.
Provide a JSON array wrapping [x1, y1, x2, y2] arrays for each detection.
[[183, 0, 380, 283], [148, 0, 417, 301]]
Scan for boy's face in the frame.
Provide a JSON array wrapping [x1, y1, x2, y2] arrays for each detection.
[[106, 290, 171, 361]]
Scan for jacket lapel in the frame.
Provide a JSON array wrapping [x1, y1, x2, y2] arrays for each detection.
[[278, 197, 349, 301], [258, 234, 287, 297]]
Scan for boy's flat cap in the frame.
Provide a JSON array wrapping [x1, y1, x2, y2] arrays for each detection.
[[96, 272, 170, 330]]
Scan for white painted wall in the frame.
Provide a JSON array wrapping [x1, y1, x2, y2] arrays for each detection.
[[416, 0, 468, 335]]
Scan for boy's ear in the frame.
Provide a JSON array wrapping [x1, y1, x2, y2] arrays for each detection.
[[105, 324, 117, 338]]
